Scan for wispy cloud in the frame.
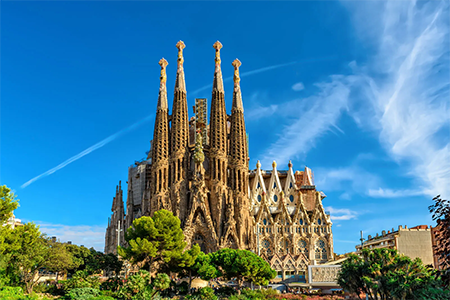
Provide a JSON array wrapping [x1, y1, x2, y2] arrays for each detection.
[[325, 206, 358, 221], [292, 82, 305, 91], [21, 115, 153, 188], [349, 1, 450, 199], [37, 222, 105, 251], [260, 74, 356, 165], [260, 1, 450, 198], [367, 188, 429, 198], [316, 163, 381, 199], [191, 56, 336, 96]]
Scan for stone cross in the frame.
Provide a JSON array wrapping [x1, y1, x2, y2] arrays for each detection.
[[116, 220, 123, 247]]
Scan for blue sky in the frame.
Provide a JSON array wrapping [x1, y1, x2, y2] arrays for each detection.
[[2, 1, 449, 253]]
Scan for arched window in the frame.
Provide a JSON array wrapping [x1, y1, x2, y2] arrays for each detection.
[[299, 240, 308, 256], [289, 195, 294, 202], [273, 182, 277, 188], [315, 240, 327, 260], [300, 219, 303, 225], [274, 195, 278, 202], [263, 218, 267, 225], [289, 182, 293, 189], [257, 195, 262, 202], [257, 182, 261, 189], [318, 218, 322, 225]]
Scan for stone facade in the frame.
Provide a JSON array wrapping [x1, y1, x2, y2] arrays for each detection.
[[105, 41, 334, 271]]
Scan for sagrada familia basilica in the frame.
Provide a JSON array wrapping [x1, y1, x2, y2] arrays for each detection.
[[105, 41, 334, 279]]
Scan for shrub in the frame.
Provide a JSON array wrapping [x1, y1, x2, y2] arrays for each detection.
[[101, 277, 123, 292], [91, 296, 115, 300], [66, 287, 100, 300], [0, 286, 24, 300]]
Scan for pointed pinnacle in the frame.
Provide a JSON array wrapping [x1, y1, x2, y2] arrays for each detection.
[[176, 41, 185, 66], [213, 41, 223, 65], [159, 58, 168, 84], [232, 59, 241, 84]]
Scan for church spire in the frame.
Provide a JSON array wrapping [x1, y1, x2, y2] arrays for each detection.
[[232, 58, 244, 112], [170, 41, 189, 221], [213, 41, 224, 92], [157, 58, 168, 110], [149, 57, 170, 214], [209, 40, 227, 182]]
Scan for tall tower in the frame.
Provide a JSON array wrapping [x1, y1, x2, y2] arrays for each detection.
[[208, 41, 228, 237], [170, 41, 189, 222], [228, 59, 252, 249], [105, 181, 125, 254], [149, 58, 170, 214]]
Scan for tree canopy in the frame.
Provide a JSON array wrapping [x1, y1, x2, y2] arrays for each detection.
[[337, 248, 449, 300], [429, 195, 449, 289], [118, 210, 186, 275], [211, 248, 276, 287]]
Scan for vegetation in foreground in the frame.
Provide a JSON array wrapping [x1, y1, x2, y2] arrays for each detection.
[[1, 185, 449, 300]]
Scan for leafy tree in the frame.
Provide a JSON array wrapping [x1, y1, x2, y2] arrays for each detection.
[[337, 248, 448, 300], [66, 244, 91, 275], [118, 210, 186, 278], [6, 222, 49, 293], [211, 248, 276, 289], [0, 185, 19, 225], [429, 195, 450, 272], [0, 185, 19, 286], [46, 240, 73, 281]]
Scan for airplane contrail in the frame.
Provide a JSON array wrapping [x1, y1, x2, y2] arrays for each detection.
[[21, 114, 153, 188], [191, 56, 336, 96]]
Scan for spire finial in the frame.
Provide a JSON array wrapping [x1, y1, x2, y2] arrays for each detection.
[[256, 160, 261, 169], [213, 41, 222, 65], [272, 160, 277, 169], [159, 58, 168, 85], [288, 160, 293, 168], [176, 41, 185, 67], [232, 59, 241, 85]]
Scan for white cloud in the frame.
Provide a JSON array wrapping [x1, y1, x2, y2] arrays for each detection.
[[292, 82, 305, 91], [367, 188, 429, 198], [315, 164, 381, 197], [260, 74, 357, 165], [325, 206, 358, 221], [258, 1, 450, 198], [246, 104, 278, 121], [37, 222, 105, 251], [346, 1, 450, 199]]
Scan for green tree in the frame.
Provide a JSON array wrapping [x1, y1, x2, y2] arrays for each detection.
[[66, 244, 91, 275], [211, 248, 275, 289], [6, 222, 49, 293], [118, 210, 186, 278], [46, 240, 73, 281], [429, 195, 450, 289], [337, 248, 448, 300], [0, 185, 19, 225]]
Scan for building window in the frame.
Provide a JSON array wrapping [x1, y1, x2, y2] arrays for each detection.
[[289, 182, 293, 189], [318, 218, 322, 225], [257, 195, 262, 202], [274, 195, 278, 202], [289, 195, 294, 202], [263, 218, 267, 225], [300, 219, 303, 225], [273, 182, 277, 188], [315, 240, 327, 260], [257, 182, 261, 189]]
